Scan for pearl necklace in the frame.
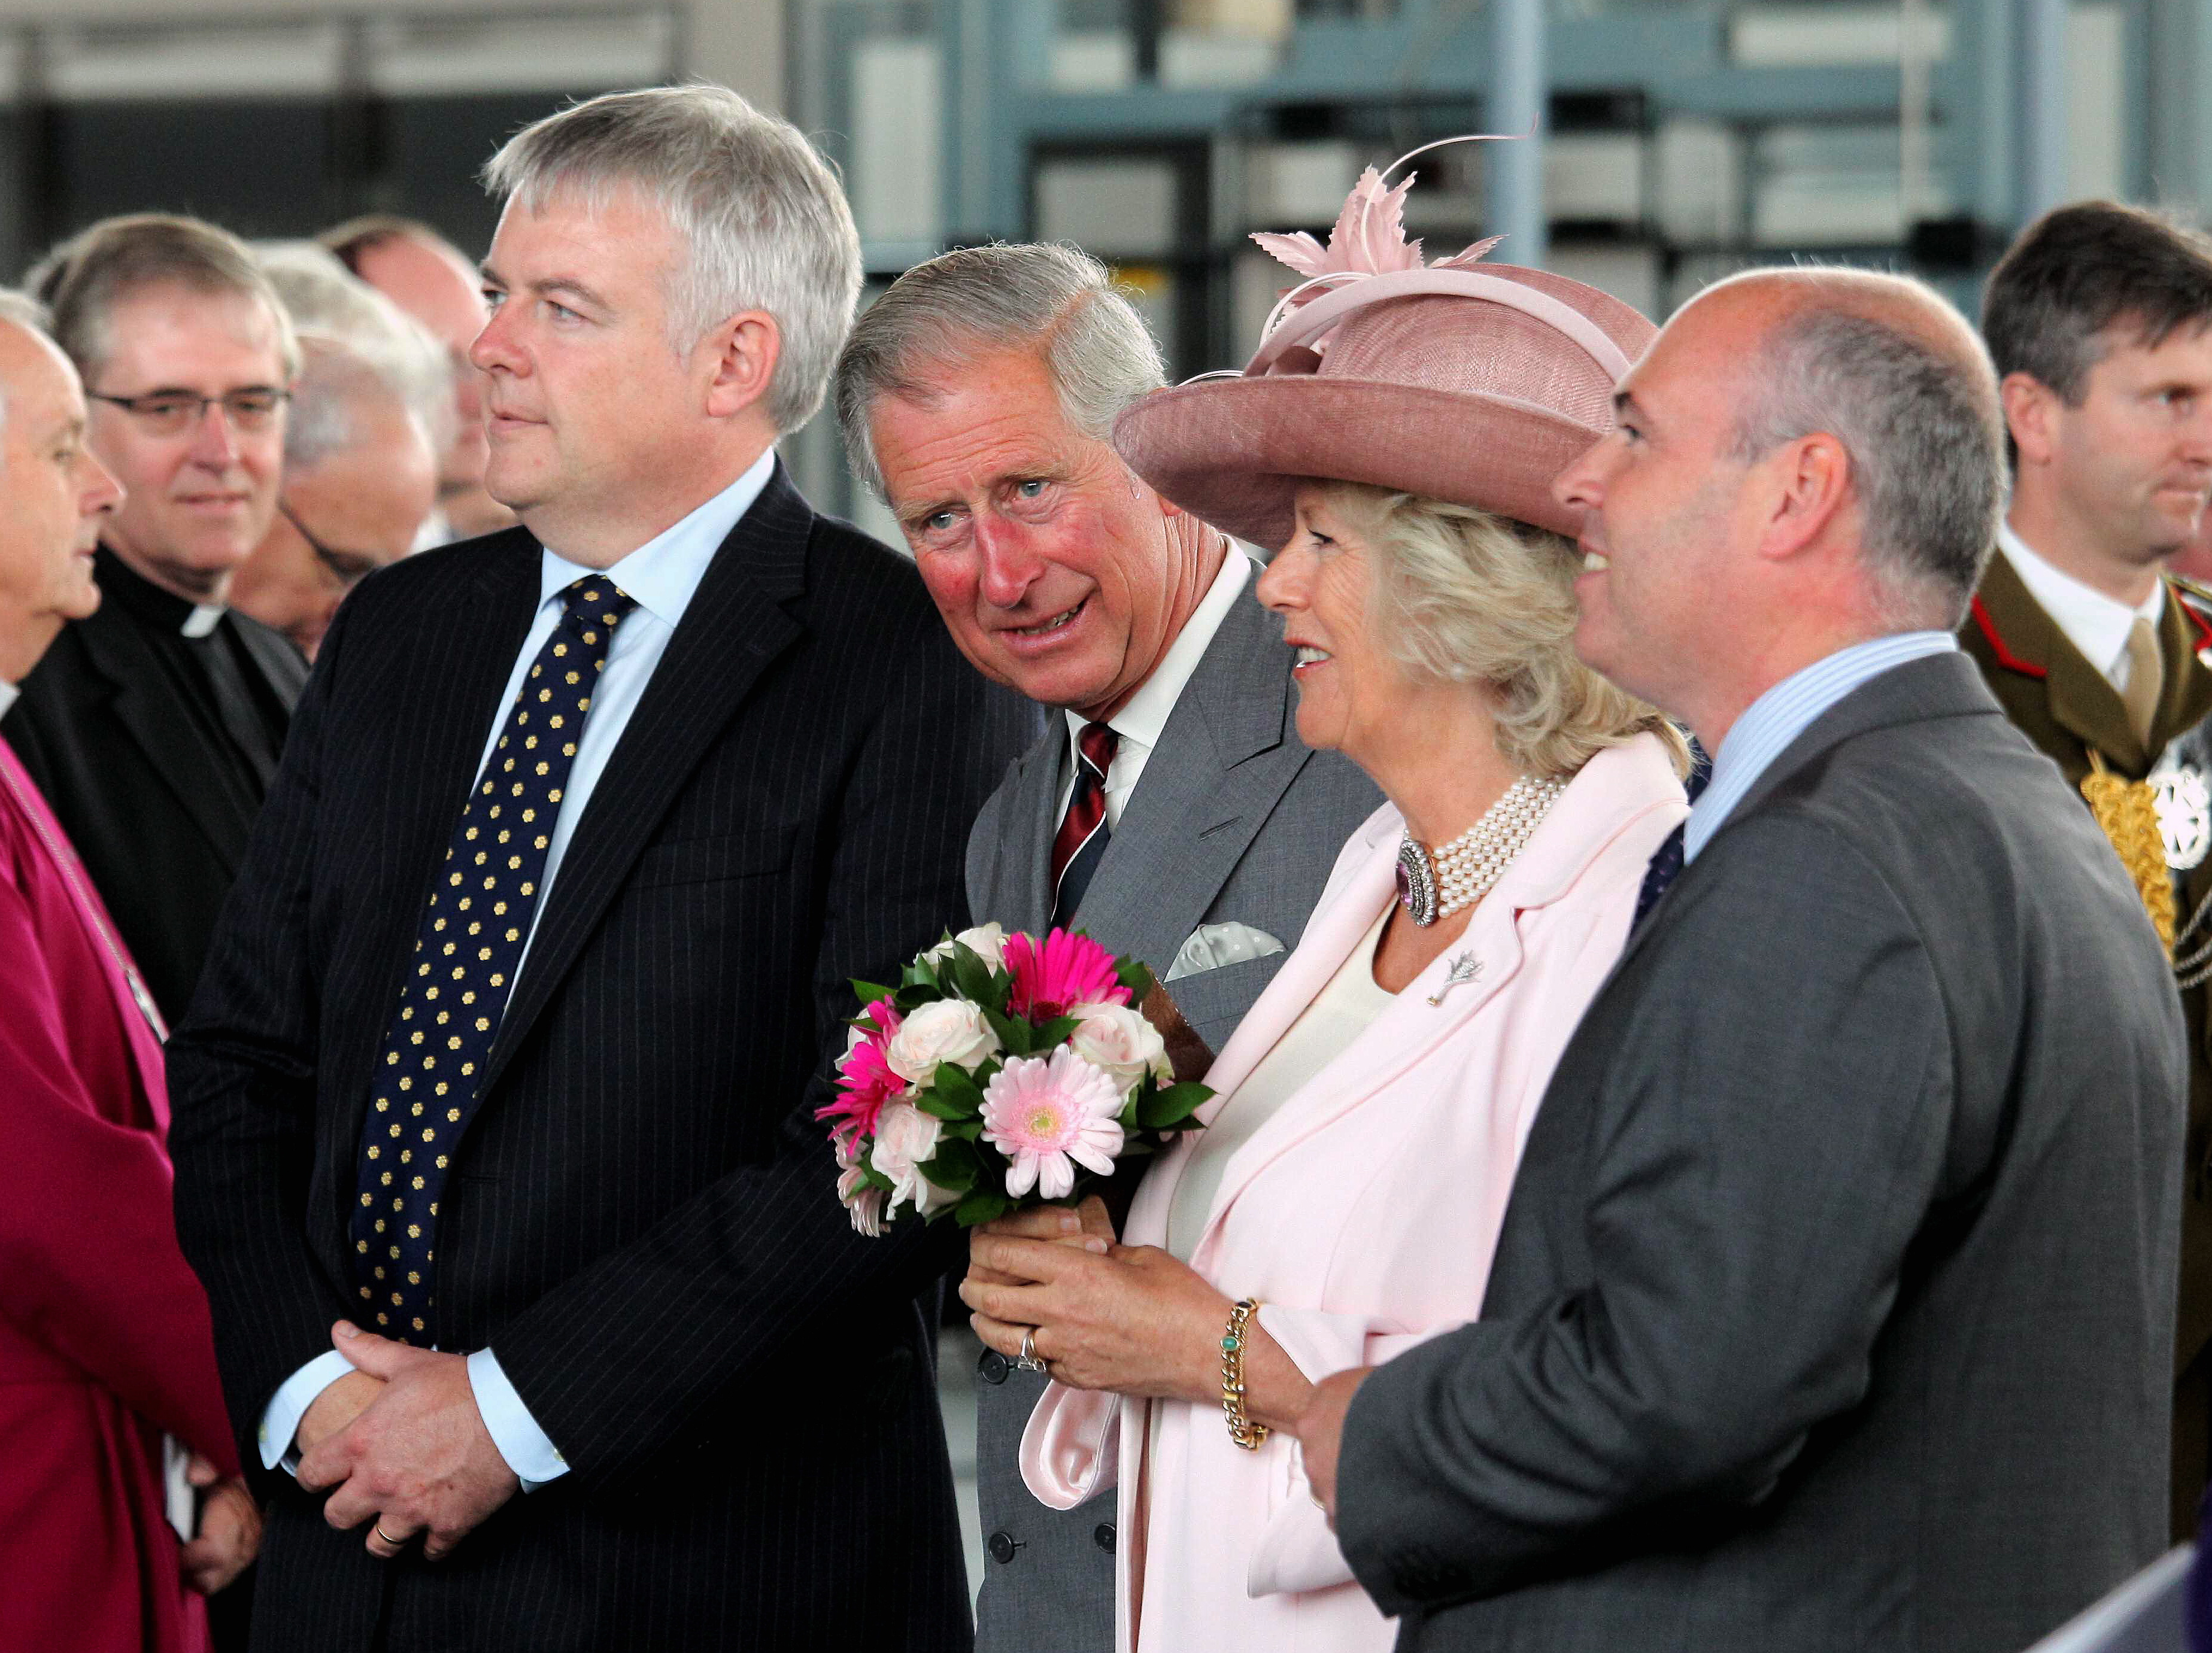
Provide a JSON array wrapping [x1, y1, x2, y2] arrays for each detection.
[[1395, 774, 1568, 927]]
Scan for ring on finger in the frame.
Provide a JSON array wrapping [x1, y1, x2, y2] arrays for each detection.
[[374, 1523, 407, 1548], [1015, 1326, 1049, 1374]]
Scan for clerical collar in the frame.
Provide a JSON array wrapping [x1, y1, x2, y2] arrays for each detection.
[[94, 544, 228, 638]]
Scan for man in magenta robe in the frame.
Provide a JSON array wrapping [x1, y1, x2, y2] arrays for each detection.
[[0, 294, 259, 1650]]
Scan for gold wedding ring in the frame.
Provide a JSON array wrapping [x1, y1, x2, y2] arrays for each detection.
[[1016, 1327, 1048, 1374]]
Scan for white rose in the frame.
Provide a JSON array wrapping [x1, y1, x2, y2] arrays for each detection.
[[1067, 1001, 1171, 1096], [924, 922, 1009, 973], [872, 1099, 959, 1218], [886, 997, 1002, 1083]]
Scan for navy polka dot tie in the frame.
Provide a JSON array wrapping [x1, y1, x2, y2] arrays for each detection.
[[349, 577, 638, 1342]]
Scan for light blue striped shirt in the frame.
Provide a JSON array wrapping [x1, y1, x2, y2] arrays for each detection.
[[257, 449, 776, 1490], [1683, 631, 1959, 863]]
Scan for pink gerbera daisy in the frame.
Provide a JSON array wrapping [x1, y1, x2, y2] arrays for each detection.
[[817, 997, 904, 1147], [1005, 929, 1128, 1021], [979, 1048, 1127, 1201]]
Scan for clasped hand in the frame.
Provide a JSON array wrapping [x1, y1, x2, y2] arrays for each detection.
[[960, 1199, 1234, 1406], [294, 1321, 520, 1561]]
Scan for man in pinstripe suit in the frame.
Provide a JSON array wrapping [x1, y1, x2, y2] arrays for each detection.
[[168, 87, 1029, 1652]]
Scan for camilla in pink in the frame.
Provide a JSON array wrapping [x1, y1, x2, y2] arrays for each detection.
[[958, 161, 1686, 1651]]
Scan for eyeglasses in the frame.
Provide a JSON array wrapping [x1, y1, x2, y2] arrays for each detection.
[[280, 503, 383, 590], [89, 387, 291, 436]]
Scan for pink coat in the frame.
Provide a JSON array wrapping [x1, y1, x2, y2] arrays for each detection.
[[1021, 733, 1686, 1653], [0, 733, 235, 1653]]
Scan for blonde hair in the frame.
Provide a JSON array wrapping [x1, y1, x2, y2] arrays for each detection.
[[1318, 481, 1688, 781]]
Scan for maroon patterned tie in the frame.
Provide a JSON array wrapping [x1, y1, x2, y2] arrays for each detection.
[[1049, 721, 1118, 928]]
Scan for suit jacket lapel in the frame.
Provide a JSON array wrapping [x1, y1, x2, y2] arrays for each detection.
[[478, 470, 809, 1092], [78, 612, 259, 869], [1972, 551, 2149, 768], [1011, 734, 1065, 937], [1071, 585, 1307, 976], [324, 531, 543, 1198], [233, 615, 311, 715], [2153, 585, 2212, 753], [1618, 651, 1996, 982]]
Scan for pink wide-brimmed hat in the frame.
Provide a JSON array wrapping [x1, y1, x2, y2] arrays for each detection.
[[1113, 159, 1656, 547]]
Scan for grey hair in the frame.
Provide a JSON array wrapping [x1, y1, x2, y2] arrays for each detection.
[[481, 83, 861, 434], [833, 242, 1166, 502], [26, 212, 300, 385], [1318, 482, 1690, 782], [1726, 285, 2004, 625], [0, 288, 54, 439], [284, 335, 420, 473], [256, 241, 456, 456]]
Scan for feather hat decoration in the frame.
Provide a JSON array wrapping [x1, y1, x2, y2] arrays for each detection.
[[1250, 162, 1505, 323], [1109, 134, 1659, 548]]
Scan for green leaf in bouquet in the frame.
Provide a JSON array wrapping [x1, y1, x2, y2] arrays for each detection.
[[930, 1061, 986, 1115], [940, 1119, 984, 1141], [893, 982, 945, 1013], [1116, 958, 1156, 999], [919, 1137, 981, 1193], [983, 1006, 1033, 1056], [1033, 1014, 1080, 1048], [1139, 1081, 1212, 1130], [954, 1189, 1015, 1227], [1118, 1095, 1140, 1131], [914, 1088, 969, 1123], [949, 943, 999, 1007], [851, 980, 897, 1008]]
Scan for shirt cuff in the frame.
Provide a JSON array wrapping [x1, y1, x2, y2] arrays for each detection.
[[467, 1347, 569, 1490], [259, 1350, 359, 1473]]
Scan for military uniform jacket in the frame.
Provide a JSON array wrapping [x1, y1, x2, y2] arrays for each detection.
[[1960, 551, 2212, 1497]]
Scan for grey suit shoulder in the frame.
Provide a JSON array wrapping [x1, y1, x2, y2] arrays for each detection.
[[964, 564, 1380, 1653], [1337, 652, 2184, 1653]]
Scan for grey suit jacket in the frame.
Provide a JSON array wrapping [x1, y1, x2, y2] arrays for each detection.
[[1337, 651, 2185, 1653], [965, 565, 1379, 1653]]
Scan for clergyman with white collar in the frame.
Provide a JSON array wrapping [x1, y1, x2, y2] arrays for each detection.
[[4, 214, 307, 1024], [836, 239, 1377, 1653]]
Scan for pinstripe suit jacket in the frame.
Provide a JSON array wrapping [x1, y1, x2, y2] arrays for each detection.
[[168, 467, 1033, 1652]]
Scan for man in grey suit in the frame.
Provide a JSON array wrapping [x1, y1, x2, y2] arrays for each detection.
[[1294, 268, 2186, 1652], [836, 242, 1377, 1652]]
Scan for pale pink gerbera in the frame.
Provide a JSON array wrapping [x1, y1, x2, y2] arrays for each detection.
[[979, 1048, 1127, 1201], [834, 1135, 886, 1238], [817, 998, 904, 1148], [1005, 929, 1128, 1021]]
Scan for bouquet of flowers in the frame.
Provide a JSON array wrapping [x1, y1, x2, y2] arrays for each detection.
[[821, 924, 1212, 1232]]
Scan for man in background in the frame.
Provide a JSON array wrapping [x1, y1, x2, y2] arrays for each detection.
[[4, 214, 306, 1025], [838, 241, 1377, 1653], [0, 289, 259, 1653], [320, 214, 511, 542], [1961, 200, 2212, 1535], [228, 336, 437, 658]]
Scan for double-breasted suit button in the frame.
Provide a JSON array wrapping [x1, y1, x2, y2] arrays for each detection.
[[987, 1531, 1022, 1565], [977, 1347, 1010, 1384], [1093, 1522, 1116, 1554]]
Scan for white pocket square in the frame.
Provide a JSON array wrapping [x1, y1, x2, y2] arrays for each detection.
[[1164, 921, 1284, 982]]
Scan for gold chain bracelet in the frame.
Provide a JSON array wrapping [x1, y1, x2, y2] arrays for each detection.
[[1220, 1298, 1270, 1451]]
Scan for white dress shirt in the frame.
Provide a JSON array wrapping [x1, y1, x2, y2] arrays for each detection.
[[1056, 546, 1252, 828], [0, 679, 17, 719], [1685, 631, 1959, 863], [257, 448, 777, 1487], [1996, 521, 2165, 691]]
